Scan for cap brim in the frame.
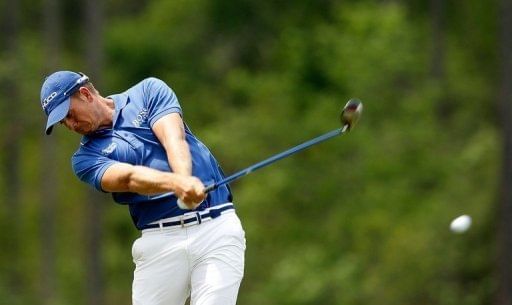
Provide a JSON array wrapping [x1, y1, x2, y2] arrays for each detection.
[[45, 97, 71, 135]]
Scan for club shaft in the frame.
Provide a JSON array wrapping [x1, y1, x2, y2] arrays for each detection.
[[205, 125, 348, 192]]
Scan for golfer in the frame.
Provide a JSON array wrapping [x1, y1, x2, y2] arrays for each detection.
[[39, 71, 246, 305]]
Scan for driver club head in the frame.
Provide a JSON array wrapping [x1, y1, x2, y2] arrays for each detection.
[[340, 98, 363, 130]]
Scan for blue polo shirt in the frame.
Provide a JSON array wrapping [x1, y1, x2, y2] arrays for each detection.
[[72, 78, 232, 229]]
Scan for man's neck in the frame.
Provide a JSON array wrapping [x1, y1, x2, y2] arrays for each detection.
[[97, 97, 115, 129]]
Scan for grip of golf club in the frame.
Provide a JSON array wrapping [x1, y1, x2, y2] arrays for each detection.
[[204, 183, 217, 193]]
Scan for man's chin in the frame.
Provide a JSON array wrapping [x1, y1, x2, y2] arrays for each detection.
[[78, 125, 96, 135], [76, 128, 92, 135]]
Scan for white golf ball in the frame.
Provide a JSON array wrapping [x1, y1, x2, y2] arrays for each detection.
[[177, 199, 203, 210], [177, 199, 190, 210], [450, 215, 472, 233]]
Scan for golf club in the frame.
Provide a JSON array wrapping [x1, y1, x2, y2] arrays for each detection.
[[177, 98, 363, 209]]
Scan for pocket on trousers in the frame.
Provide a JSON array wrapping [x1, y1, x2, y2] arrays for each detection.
[[226, 214, 246, 250], [132, 237, 143, 264]]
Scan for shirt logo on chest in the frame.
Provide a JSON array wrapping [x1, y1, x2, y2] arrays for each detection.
[[132, 107, 149, 127], [101, 142, 118, 155]]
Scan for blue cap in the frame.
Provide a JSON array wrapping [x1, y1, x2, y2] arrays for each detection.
[[40, 71, 89, 135]]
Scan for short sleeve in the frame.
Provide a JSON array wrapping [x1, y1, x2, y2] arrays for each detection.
[[72, 148, 118, 192], [143, 78, 183, 127]]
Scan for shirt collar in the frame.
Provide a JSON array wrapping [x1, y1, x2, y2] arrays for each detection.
[[109, 93, 128, 127]]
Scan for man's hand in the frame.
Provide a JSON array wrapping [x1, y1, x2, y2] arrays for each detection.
[[174, 175, 206, 209]]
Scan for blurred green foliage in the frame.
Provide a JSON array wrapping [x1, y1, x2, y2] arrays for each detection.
[[0, 0, 501, 304]]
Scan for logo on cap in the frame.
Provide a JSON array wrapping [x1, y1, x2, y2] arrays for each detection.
[[42, 91, 58, 110]]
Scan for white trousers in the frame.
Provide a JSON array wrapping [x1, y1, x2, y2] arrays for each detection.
[[132, 210, 246, 305]]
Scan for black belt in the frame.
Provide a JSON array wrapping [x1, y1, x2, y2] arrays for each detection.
[[142, 204, 234, 230]]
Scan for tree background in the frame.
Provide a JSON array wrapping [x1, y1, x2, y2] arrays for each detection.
[[0, 0, 509, 304]]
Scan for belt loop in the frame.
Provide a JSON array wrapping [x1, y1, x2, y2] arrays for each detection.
[[196, 212, 202, 225], [158, 221, 163, 231], [180, 215, 185, 228]]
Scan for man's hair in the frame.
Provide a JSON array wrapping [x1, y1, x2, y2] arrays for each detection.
[[84, 82, 99, 95]]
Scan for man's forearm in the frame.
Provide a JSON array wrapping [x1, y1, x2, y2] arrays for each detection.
[[166, 138, 193, 176], [124, 165, 180, 195], [150, 113, 206, 205], [102, 163, 205, 204], [152, 113, 194, 176]]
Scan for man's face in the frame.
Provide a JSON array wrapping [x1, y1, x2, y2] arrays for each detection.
[[60, 92, 99, 135]]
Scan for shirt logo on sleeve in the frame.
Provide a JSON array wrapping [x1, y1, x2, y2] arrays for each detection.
[[132, 107, 149, 127], [101, 142, 117, 155]]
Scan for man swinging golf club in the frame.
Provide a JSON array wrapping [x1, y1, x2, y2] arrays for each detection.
[[39, 71, 245, 305]]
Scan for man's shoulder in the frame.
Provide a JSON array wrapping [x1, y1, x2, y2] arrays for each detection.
[[128, 77, 169, 91], [115, 77, 171, 103]]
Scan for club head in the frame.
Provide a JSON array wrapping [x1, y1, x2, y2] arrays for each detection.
[[340, 98, 363, 130]]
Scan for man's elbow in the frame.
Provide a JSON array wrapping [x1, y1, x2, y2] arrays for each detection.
[[101, 164, 135, 193]]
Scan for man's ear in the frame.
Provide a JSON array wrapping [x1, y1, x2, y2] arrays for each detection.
[[78, 86, 93, 102]]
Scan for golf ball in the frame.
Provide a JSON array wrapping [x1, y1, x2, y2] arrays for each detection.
[[177, 199, 203, 210], [177, 199, 189, 210], [450, 215, 472, 233]]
